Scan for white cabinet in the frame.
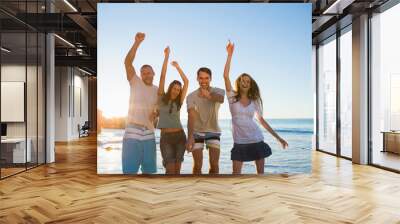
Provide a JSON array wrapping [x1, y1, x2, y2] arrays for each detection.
[[1, 138, 32, 163]]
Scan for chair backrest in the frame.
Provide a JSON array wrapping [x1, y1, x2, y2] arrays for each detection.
[[82, 121, 90, 129]]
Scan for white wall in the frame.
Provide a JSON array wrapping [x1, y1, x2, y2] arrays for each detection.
[[55, 66, 69, 141], [55, 67, 89, 141], [72, 73, 89, 138]]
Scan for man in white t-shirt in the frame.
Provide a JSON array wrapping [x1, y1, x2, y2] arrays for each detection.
[[122, 32, 160, 174]]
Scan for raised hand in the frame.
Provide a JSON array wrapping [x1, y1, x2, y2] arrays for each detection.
[[164, 46, 170, 56], [171, 61, 180, 68], [226, 40, 234, 56], [135, 32, 145, 44], [159, 46, 170, 96], [223, 40, 234, 92], [125, 32, 145, 82]]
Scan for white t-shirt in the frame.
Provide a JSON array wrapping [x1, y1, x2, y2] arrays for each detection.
[[227, 90, 264, 144], [127, 75, 158, 131]]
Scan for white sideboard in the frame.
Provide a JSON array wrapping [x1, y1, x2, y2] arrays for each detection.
[[1, 138, 32, 163]]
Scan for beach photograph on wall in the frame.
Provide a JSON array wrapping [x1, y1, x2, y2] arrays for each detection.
[[97, 3, 313, 175]]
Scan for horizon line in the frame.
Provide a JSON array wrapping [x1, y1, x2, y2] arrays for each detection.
[[100, 115, 314, 120]]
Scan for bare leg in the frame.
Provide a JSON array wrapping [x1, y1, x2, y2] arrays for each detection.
[[175, 162, 182, 174], [255, 158, 265, 174], [192, 149, 203, 174], [165, 163, 176, 174], [208, 147, 220, 174], [232, 160, 243, 174]]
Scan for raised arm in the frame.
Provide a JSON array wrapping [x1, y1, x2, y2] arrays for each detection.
[[124, 32, 145, 83], [171, 61, 189, 104], [210, 91, 224, 103], [199, 88, 224, 103], [224, 41, 234, 92], [256, 113, 289, 149], [158, 46, 170, 96]]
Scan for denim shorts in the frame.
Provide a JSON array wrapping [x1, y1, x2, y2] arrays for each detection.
[[160, 130, 186, 166]]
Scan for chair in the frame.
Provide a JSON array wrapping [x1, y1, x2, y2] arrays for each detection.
[[79, 121, 90, 138]]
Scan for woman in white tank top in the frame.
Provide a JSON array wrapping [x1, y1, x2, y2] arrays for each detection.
[[223, 41, 289, 174]]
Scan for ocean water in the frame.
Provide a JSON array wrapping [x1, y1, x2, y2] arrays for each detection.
[[97, 118, 313, 174]]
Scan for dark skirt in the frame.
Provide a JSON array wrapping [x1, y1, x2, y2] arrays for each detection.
[[231, 141, 272, 162]]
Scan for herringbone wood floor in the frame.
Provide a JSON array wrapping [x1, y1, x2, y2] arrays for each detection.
[[1, 136, 400, 224]]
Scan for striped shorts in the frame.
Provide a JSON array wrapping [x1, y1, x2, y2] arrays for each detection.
[[193, 132, 221, 151], [122, 124, 156, 174]]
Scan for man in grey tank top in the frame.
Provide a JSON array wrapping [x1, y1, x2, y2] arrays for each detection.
[[186, 67, 225, 174]]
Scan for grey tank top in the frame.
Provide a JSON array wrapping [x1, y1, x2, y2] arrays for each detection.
[[157, 98, 183, 129]]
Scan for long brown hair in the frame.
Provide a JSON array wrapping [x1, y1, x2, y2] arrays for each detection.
[[234, 73, 263, 111], [162, 80, 182, 113]]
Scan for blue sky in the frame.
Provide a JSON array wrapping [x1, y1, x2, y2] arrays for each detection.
[[98, 3, 312, 119]]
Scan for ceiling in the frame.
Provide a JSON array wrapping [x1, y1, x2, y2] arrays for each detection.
[[0, 0, 392, 75]]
